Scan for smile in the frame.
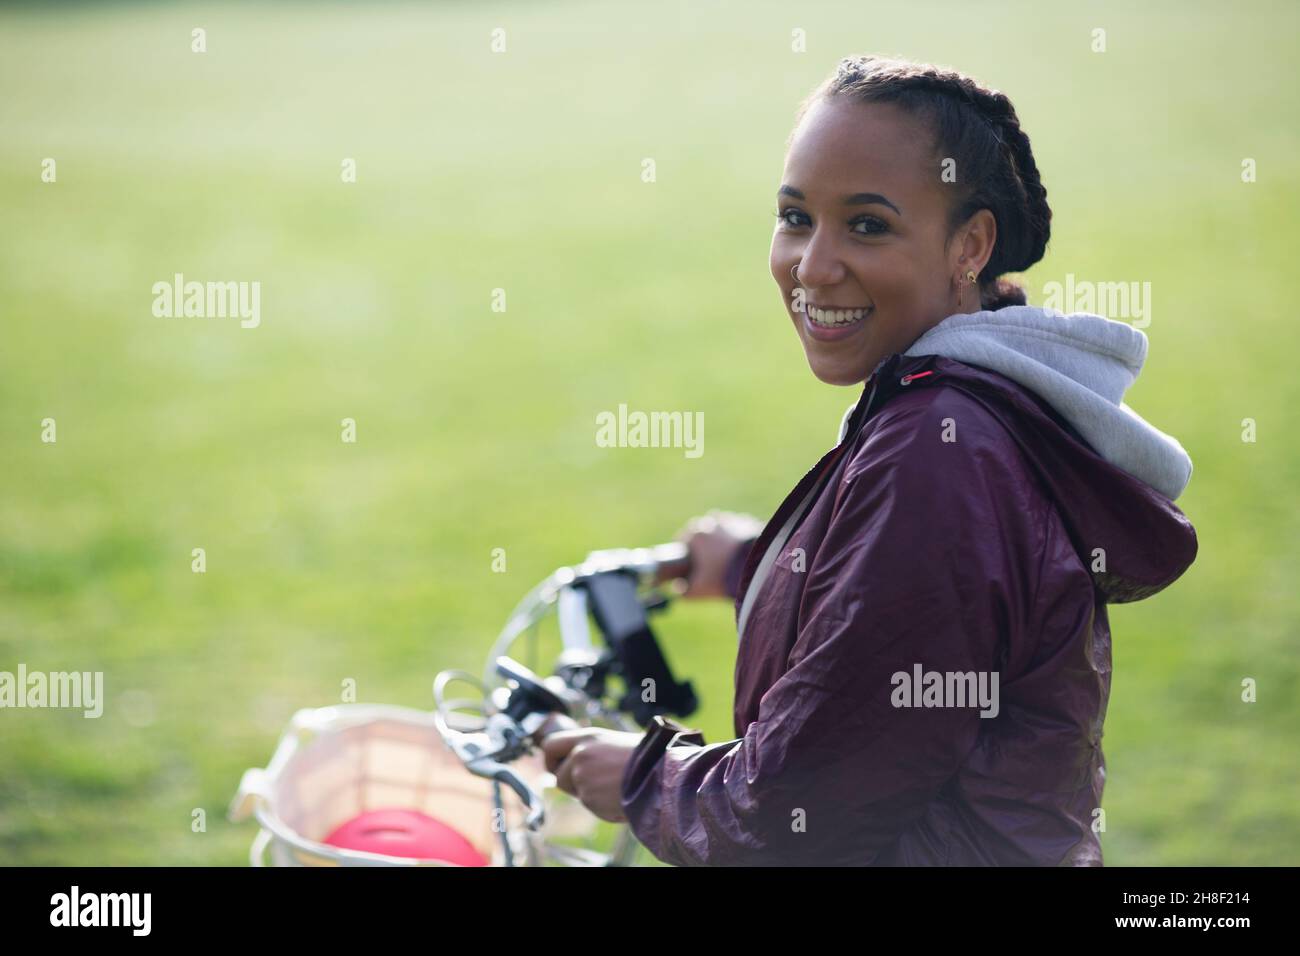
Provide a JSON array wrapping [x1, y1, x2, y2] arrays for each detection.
[[798, 300, 873, 343], [804, 302, 872, 327]]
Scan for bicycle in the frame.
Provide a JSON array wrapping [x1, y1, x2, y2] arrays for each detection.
[[228, 542, 697, 867]]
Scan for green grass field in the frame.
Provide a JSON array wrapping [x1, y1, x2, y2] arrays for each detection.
[[1, 0, 1297, 865]]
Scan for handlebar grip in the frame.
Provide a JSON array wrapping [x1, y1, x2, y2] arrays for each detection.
[[648, 541, 689, 563], [649, 541, 691, 583]]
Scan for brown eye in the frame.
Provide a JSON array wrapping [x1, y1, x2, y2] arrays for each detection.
[[774, 208, 807, 228], [851, 216, 888, 235]]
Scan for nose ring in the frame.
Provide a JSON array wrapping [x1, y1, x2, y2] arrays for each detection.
[[790, 263, 801, 284]]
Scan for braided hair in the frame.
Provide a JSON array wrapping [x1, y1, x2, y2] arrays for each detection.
[[796, 55, 1051, 310]]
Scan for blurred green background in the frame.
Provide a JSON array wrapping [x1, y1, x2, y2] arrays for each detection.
[[1, 0, 1296, 865]]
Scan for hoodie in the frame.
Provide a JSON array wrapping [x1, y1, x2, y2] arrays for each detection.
[[899, 305, 1192, 501], [622, 306, 1199, 866]]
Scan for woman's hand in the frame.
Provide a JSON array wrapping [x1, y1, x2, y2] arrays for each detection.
[[655, 509, 764, 599], [539, 727, 645, 823]]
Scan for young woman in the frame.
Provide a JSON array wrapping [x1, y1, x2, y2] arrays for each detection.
[[540, 55, 1198, 866]]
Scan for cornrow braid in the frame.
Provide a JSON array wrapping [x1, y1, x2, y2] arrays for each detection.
[[800, 55, 1052, 310]]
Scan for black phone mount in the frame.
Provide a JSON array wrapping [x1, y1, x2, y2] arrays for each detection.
[[575, 571, 697, 727]]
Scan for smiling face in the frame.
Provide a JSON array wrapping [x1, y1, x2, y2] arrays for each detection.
[[770, 96, 995, 386]]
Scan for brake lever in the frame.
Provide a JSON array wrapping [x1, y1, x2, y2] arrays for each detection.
[[438, 713, 548, 831], [478, 762, 546, 831]]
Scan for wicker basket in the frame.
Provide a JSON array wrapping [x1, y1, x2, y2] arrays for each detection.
[[229, 704, 555, 866]]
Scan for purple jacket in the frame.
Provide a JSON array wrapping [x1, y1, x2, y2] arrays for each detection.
[[621, 307, 1198, 866]]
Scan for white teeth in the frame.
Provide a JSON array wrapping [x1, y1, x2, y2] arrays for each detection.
[[804, 304, 872, 327]]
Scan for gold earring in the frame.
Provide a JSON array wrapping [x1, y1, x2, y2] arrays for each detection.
[[958, 269, 977, 308]]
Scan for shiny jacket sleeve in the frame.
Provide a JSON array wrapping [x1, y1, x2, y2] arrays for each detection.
[[722, 533, 759, 601], [620, 390, 1047, 865]]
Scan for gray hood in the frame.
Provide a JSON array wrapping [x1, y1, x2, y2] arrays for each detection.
[[891, 305, 1193, 500]]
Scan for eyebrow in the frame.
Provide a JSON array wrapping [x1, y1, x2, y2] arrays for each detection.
[[778, 185, 901, 216]]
